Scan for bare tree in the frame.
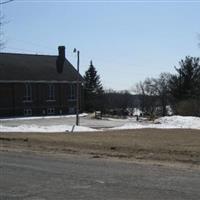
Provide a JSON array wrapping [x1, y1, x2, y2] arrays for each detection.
[[148, 73, 171, 116], [0, 0, 14, 50], [134, 79, 158, 118], [135, 81, 146, 113], [0, 14, 5, 50], [134, 73, 171, 117]]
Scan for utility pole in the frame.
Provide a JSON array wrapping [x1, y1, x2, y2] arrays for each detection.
[[73, 48, 80, 126]]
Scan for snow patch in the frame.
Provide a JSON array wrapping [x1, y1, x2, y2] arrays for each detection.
[[111, 116, 200, 130], [0, 115, 199, 132], [154, 116, 200, 129], [0, 113, 88, 122], [0, 124, 97, 133]]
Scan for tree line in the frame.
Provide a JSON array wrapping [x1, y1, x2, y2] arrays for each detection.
[[135, 56, 200, 117], [83, 56, 200, 117]]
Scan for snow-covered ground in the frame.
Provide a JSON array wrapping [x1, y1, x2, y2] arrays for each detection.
[[0, 124, 96, 133], [111, 116, 200, 130], [0, 115, 200, 132], [0, 113, 88, 121]]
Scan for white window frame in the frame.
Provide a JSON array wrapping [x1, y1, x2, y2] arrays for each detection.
[[47, 108, 55, 115], [68, 107, 75, 114], [24, 108, 32, 116], [23, 83, 32, 102], [68, 83, 76, 101], [47, 84, 55, 101]]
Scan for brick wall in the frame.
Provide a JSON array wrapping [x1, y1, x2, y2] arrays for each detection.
[[0, 82, 83, 117]]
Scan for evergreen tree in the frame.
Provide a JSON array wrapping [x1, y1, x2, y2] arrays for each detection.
[[84, 61, 103, 112], [169, 56, 200, 116], [169, 56, 200, 100]]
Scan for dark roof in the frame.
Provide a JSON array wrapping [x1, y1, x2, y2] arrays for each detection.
[[0, 53, 83, 82]]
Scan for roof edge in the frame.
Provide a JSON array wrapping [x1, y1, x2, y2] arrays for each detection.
[[0, 52, 57, 57]]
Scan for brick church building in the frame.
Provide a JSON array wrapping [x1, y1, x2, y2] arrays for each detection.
[[0, 46, 84, 117]]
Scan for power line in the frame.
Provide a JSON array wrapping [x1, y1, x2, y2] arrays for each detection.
[[10, 38, 54, 51], [7, 39, 56, 55], [4, 0, 200, 3], [5, 45, 54, 55], [0, 0, 14, 5]]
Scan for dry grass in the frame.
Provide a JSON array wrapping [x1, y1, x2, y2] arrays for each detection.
[[1, 129, 200, 165]]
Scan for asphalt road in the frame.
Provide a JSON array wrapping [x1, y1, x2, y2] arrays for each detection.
[[0, 152, 200, 200]]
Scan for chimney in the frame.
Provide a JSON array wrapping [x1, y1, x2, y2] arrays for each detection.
[[58, 46, 65, 60], [56, 46, 65, 73]]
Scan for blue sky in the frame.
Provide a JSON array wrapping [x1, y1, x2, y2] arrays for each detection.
[[1, 0, 200, 90]]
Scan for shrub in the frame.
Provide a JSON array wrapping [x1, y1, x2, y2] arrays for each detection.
[[176, 99, 200, 116]]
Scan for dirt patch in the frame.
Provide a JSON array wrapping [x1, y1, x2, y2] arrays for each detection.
[[1, 129, 200, 167]]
